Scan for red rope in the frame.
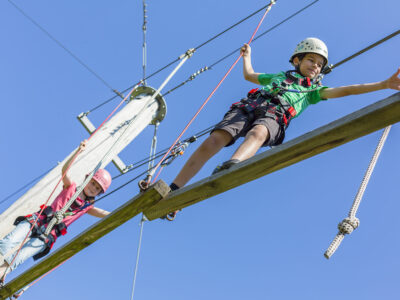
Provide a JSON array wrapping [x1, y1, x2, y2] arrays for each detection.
[[1, 85, 138, 282], [151, 2, 275, 183]]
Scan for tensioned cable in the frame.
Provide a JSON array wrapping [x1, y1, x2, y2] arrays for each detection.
[[163, 0, 320, 96], [0, 124, 214, 210], [0, 166, 55, 207], [142, 0, 148, 85], [7, 0, 122, 97], [324, 29, 400, 73], [150, 1, 277, 184], [1, 83, 139, 282], [5, 28, 399, 208], [85, 2, 277, 113]]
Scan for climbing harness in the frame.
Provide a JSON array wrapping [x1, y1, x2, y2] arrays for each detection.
[[43, 50, 193, 237], [0, 45, 192, 284], [230, 70, 323, 138], [324, 126, 392, 259]]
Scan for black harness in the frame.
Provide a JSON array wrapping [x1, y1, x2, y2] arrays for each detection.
[[230, 71, 319, 144], [13, 198, 91, 260]]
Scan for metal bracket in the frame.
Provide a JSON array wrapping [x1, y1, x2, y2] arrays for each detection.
[[77, 113, 129, 174], [130, 85, 167, 125]]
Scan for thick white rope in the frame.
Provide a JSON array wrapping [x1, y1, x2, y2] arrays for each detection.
[[324, 126, 391, 259]]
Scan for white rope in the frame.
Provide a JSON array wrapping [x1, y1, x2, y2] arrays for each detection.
[[324, 126, 392, 259]]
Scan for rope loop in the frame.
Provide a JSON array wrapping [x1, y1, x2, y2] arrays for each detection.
[[338, 217, 360, 235], [54, 211, 65, 224]]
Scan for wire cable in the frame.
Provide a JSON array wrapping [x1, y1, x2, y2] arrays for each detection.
[[163, 0, 320, 96], [85, 1, 277, 113], [324, 29, 400, 73], [7, 0, 121, 97]]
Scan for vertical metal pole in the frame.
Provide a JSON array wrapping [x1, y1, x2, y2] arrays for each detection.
[[142, 0, 148, 85]]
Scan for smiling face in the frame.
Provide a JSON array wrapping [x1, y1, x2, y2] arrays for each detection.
[[293, 53, 325, 79], [83, 178, 103, 198]]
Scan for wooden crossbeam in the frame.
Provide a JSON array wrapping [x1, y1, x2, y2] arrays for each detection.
[[0, 180, 170, 300], [143, 92, 400, 220], [1, 92, 399, 299]]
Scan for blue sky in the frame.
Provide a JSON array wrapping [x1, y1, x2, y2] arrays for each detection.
[[1, 0, 399, 299]]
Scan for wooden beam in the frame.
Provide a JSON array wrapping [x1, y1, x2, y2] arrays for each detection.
[[143, 92, 400, 220], [1, 92, 399, 298], [0, 180, 170, 300]]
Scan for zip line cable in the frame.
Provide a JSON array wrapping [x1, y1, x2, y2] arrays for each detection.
[[209, 0, 321, 69], [1, 83, 139, 283], [130, 5, 153, 292], [7, 0, 123, 98], [0, 0, 317, 207], [0, 166, 55, 207], [0, 124, 214, 209], [150, 1, 277, 184], [324, 29, 400, 73], [1, 45, 192, 283], [3, 27, 399, 208], [84, 1, 278, 114]]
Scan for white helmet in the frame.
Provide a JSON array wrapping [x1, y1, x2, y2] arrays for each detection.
[[289, 37, 328, 67]]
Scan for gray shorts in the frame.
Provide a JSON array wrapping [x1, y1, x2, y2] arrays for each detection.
[[212, 108, 284, 147]]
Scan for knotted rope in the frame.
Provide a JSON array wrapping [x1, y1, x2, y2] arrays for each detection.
[[324, 126, 391, 259]]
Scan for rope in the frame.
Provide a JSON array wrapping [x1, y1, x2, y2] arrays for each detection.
[[150, 1, 277, 184], [44, 53, 192, 237], [85, 1, 278, 114], [324, 126, 392, 259], [0, 84, 139, 282], [7, 0, 123, 98], [130, 122, 159, 300], [209, 0, 320, 69]]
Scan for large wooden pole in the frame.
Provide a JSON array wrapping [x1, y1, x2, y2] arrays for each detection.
[[0, 86, 166, 240]]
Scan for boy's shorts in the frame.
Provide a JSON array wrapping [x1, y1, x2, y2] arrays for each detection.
[[211, 107, 284, 147]]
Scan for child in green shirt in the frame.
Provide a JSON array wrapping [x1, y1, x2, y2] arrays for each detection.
[[165, 37, 400, 220]]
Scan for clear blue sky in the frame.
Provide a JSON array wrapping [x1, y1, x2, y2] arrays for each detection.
[[1, 1, 399, 299]]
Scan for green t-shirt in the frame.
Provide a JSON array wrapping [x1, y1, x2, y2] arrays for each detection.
[[258, 71, 328, 118]]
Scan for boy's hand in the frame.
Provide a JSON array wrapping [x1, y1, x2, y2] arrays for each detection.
[[385, 68, 400, 90], [240, 43, 251, 58], [79, 140, 87, 152]]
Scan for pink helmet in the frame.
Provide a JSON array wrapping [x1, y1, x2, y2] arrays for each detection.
[[92, 169, 112, 193]]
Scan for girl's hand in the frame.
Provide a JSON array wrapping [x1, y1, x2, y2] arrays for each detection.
[[79, 140, 87, 152]]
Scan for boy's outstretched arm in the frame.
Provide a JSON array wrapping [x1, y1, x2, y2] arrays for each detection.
[[62, 140, 87, 188], [320, 68, 400, 99], [242, 44, 261, 84]]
